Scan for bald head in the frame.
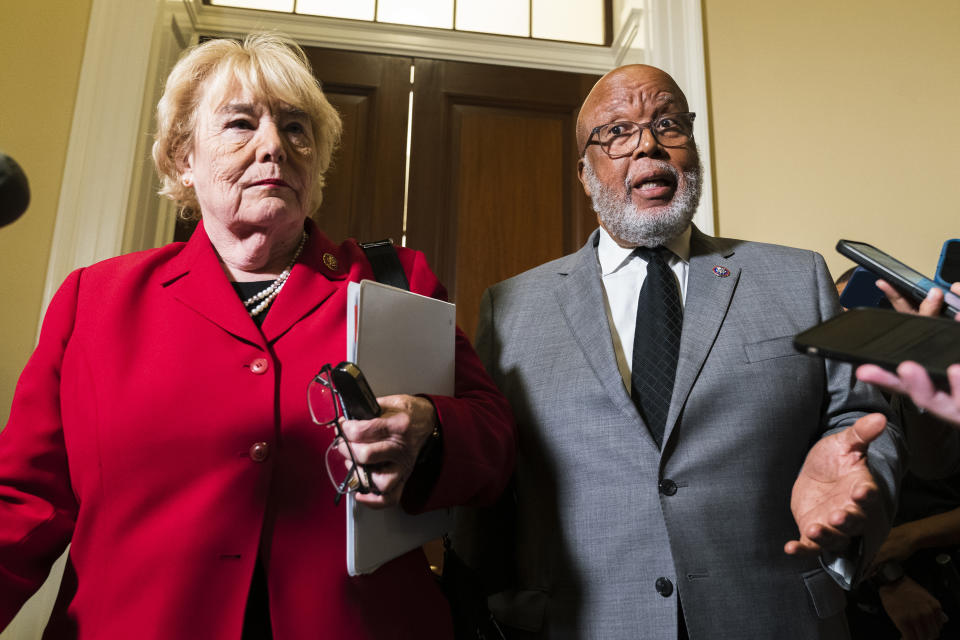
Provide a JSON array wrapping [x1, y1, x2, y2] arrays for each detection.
[[576, 65, 689, 153], [575, 64, 700, 248]]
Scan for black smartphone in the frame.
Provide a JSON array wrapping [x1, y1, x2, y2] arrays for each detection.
[[836, 239, 960, 318], [793, 308, 960, 389], [936, 239, 960, 288], [838, 266, 891, 310], [330, 361, 382, 420]]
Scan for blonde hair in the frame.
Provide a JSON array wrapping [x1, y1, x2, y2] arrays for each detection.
[[152, 33, 342, 220]]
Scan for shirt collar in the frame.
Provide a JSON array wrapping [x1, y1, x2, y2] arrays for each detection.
[[597, 224, 692, 276]]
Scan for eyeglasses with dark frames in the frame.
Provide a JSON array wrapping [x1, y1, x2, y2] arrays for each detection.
[[307, 364, 381, 505], [580, 112, 696, 159]]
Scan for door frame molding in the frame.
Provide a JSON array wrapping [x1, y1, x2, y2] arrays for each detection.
[[39, 0, 712, 333]]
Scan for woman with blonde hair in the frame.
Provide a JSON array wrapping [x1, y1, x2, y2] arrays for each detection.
[[0, 33, 514, 639]]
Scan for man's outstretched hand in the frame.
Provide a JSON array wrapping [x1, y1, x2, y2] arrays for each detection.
[[785, 413, 888, 556]]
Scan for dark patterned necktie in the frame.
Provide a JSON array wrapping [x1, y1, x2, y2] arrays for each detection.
[[631, 247, 683, 448]]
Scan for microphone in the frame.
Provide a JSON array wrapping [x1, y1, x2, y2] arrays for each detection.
[[0, 152, 30, 228]]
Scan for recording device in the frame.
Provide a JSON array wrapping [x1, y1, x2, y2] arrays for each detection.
[[330, 361, 381, 420], [936, 239, 960, 288], [836, 239, 960, 319], [0, 152, 30, 228], [793, 307, 960, 389]]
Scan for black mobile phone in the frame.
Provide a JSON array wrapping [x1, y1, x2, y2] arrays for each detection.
[[836, 239, 960, 319], [793, 308, 960, 389], [838, 266, 891, 310], [330, 361, 382, 420], [936, 239, 960, 288]]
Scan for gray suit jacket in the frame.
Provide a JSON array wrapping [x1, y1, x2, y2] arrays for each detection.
[[456, 228, 905, 639]]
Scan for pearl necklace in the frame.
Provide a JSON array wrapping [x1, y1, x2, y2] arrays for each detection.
[[243, 232, 308, 318]]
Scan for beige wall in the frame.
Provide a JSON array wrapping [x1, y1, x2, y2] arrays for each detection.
[[701, 0, 960, 281], [0, 3, 92, 425], [1, 6, 90, 637]]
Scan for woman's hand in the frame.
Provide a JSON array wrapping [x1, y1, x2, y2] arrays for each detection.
[[340, 394, 438, 508]]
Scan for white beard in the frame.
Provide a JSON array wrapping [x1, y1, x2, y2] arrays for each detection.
[[583, 155, 703, 248]]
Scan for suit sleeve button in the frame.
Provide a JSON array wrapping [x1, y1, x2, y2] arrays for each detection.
[[658, 479, 678, 496], [655, 577, 674, 597], [249, 358, 269, 375], [249, 442, 270, 462]]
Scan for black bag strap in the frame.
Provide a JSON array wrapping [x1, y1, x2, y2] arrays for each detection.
[[359, 239, 410, 291]]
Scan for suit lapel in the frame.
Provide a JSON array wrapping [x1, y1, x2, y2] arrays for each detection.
[[555, 232, 639, 423], [662, 227, 740, 445], [158, 220, 346, 348], [260, 224, 346, 343], [158, 222, 265, 347]]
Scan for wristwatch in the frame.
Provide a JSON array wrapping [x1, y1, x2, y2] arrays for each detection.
[[871, 560, 905, 587]]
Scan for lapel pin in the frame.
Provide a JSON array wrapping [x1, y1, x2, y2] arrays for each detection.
[[322, 253, 339, 271], [713, 265, 730, 278]]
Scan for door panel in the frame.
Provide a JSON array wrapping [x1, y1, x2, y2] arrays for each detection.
[[452, 105, 568, 341], [407, 58, 599, 338], [306, 48, 411, 245]]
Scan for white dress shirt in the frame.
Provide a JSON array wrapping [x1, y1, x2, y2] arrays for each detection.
[[597, 225, 691, 390]]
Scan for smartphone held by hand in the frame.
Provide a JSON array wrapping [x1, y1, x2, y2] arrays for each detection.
[[331, 361, 382, 420], [836, 239, 960, 318], [936, 239, 960, 289], [794, 308, 960, 390], [838, 266, 891, 310]]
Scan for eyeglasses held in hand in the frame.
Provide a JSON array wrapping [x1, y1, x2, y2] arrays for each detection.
[[580, 112, 696, 158], [307, 363, 382, 505]]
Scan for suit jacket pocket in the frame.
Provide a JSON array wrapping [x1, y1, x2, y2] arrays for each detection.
[[489, 589, 549, 633], [744, 335, 800, 363], [801, 567, 847, 619]]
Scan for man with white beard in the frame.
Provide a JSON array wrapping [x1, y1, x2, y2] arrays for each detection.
[[453, 64, 905, 639]]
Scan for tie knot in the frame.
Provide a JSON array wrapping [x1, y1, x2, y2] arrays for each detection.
[[633, 246, 671, 264]]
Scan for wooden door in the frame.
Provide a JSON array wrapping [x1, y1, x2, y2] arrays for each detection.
[[303, 48, 411, 244], [406, 59, 599, 339]]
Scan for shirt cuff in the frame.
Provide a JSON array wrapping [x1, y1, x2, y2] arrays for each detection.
[[820, 537, 863, 590]]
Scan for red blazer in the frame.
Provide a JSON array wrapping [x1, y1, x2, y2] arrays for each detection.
[[0, 220, 515, 639]]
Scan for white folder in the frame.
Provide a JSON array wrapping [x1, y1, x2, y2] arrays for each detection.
[[344, 279, 457, 576]]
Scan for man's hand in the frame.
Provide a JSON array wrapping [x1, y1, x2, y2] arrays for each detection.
[[340, 394, 438, 508], [878, 576, 947, 640], [784, 413, 887, 556]]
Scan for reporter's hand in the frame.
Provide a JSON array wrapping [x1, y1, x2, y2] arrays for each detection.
[[871, 522, 918, 570], [875, 279, 946, 316], [857, 362, 960, 429], [875, 280, 960, 318], [857, 281, 960, 428], [878, 576, 947, 640], [340, 394, 438, 508]]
